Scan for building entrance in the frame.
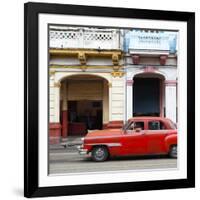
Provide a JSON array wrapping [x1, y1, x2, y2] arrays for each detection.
[[60, 74, 109, 137], [68, 100, 103, 136], [133, 78, 161, 116]]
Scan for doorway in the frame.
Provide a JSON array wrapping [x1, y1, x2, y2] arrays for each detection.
[[60, 74, 109, 137], [133, 78, 161, 116], [68, 100, 103, 136]]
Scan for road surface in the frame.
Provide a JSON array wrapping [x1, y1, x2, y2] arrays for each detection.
[[49, 147, 177, 174]]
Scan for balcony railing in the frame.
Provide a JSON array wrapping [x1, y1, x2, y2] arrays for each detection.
[[49, 27, 120, 50]]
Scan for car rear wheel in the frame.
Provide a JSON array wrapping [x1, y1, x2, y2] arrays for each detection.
[[91, 146, 109, 162], [169, 145, 177, 158]]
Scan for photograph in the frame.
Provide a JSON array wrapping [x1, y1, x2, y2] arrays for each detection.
[[24, 2, 195, 197], [48, 25, 178, 174]]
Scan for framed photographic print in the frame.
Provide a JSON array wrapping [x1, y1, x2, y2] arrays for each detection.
[[24, 2, 195, 198]]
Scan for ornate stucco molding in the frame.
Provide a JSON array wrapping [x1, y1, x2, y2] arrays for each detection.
[[112, 53, 120, 65], [111, 71, 125, 78], [78, 52, 87, 65], [164, 80, 177, 86], [49, 49, 122, 70]]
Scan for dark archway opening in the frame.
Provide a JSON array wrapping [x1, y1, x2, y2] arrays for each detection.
[[133, 76, 164, 117], [60, 74, 109, 137]]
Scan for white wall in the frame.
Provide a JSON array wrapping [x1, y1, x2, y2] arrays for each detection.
[[1, 0, 198, 200]]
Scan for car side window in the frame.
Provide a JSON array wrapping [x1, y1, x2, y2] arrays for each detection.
[[127, 121, 144, 131], [148, 121, 165, 130]]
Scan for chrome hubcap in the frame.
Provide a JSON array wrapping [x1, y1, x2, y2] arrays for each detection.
[[95, 148, 104, 158]]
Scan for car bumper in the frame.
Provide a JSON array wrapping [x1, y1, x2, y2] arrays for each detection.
[[77, 145, 88, 155]]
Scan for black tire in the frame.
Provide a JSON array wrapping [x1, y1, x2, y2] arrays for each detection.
[[169, 145, 177, 158], [91, 146, 109, 162]]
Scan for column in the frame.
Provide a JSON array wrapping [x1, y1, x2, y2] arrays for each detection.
[[54, 82, 61, 122], [103, 80, 109, 128], [126, 79, 133, 120], [165, 80, 177, 123], [108, 82, 112, 121], [61, 81, 68, 138], [49, 81, 61, 144], [110, 77, 124, 121], [49, 75, 55, 123]]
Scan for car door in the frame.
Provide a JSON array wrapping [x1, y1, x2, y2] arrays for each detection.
[[145, 120, 168, 154], [121, 121, 147, 156]]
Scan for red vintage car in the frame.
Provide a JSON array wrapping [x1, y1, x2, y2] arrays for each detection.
[[77, 117, 177, 161]]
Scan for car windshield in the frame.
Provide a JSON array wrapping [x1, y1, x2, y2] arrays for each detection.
[[122, 121, 131, 130]]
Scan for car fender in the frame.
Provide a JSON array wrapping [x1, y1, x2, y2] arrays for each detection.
[[165, 134, 177, 152], [84, 142, 122, 155]]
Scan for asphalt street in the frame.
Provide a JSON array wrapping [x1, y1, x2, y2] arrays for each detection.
[[49, 146, 177, 174]]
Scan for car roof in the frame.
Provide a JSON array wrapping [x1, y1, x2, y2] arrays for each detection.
[[129, 116, 169, 121]]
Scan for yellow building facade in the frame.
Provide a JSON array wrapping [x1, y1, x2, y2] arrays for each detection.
[[49, 26, 125, 143]]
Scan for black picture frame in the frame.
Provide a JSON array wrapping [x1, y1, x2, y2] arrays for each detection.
[[24, 2, 195, 198]]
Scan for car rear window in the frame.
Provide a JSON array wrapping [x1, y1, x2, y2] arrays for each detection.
[[148, 121, 165, 130], [168, 119, 177, 129]]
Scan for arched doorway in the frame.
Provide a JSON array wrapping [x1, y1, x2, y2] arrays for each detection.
[[133, 73, 165, 117], [60, 74, 109, 137]]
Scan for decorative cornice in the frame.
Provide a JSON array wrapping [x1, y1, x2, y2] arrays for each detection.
[[112, 53, 119, 65], [165, 80, 177, 86], [131, 55, 140, 65], [49, 49, 122, 67], [49, 65, 123, 69], [49, 48, 122, 58], [111, 71, 125, 78], [80, 65, 87, 72], [78, 52, 87, 65], [112, 65, 121, 71], [160, 55, 168, 65]]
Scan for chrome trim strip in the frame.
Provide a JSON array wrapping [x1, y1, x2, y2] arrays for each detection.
[[86, 135, 123, 140], [86, 143, 122, 147]]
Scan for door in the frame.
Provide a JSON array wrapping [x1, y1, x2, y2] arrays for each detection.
[[145, 120, 168, 154], [133, 78, 160, 116], [121, 121, 147, 155]]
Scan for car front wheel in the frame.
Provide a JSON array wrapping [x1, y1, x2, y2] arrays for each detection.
[[91, 146, 109, 162], [169, 145, 177, 158]]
